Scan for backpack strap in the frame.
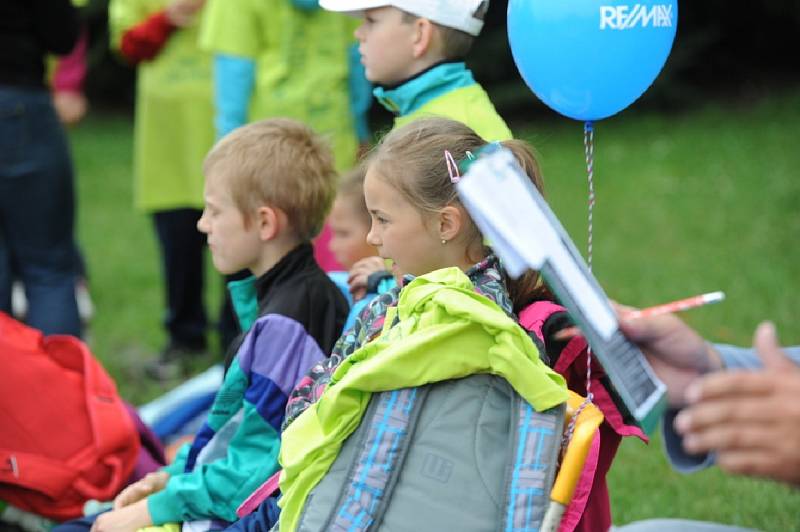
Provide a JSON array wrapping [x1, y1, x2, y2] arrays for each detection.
[[324, 386, 428, 531], [518, 301, 567, 342], [499, 393, 565, 532]]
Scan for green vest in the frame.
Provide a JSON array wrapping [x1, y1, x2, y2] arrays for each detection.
[[199, 0, 358, 171], [109, 0, 214, 211]]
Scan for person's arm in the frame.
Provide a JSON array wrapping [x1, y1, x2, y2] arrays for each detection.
[[347, 256, 388, 301], [674, 322, 800, 486], [147, 313, 325, 524], [617, 308, 722, 408], [160, 441, 190, 476], [213, 54, 255, 139], [199, 0, 262, 138], [109, 0, 204, 64], [52, 26, 87, 93], [118, 11, 177, 63], [146, 406, 282, 523], [660, 409, 716, 473], [620, 311, 800, 484], [52, 27, 89, 125], [714, 342, 800, 370]]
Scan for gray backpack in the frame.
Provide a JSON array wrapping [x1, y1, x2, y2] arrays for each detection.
[[291, 373, 566, 531]]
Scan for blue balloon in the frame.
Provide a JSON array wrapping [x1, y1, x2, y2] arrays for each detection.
[[508, 0, 678, 121]]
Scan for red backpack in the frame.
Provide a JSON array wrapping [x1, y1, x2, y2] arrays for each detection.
[[0, 313, 140, 521]]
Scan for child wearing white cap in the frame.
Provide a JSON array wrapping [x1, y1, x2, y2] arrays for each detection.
[[321, 0, 512, 142]]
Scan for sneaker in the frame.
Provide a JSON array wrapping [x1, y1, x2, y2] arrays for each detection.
[[10, 279, 94, 324], [10, 281, 27, 320], [145, 342, 206, 381], [75, 279, 94, 324]]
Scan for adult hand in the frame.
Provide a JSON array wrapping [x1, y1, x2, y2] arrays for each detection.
[[113, 471, 169, 510], [91, 499, 153, 532], [165, 0, 205, 27], [615, 303, 723, 407], [53, 91, 88, 125], [674, 322, 800, 486], [347, 256, 387, 302]]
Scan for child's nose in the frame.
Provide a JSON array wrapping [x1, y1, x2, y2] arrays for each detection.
[[354, 22, 365, 41], [196, 212, 209, 233], [366, 227, 380, 246]]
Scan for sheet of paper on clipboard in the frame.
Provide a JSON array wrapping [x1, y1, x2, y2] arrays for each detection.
[[457, 145, 667, 435]]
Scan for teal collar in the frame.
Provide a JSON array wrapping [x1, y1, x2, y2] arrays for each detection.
[[374, 62, 476, 117], [227, 274, 258, 333]]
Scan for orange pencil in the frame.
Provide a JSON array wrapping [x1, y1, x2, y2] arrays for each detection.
[[554, 291, 726, 341]]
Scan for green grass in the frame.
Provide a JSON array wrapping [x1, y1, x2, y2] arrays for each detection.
[[69, 90, 800, 529], [519, 91, 800, 530], [69, 113, 221, 403]]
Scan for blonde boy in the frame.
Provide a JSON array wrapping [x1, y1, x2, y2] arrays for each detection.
[[321, 0, 512, 141], [86, 119, 348, 532]]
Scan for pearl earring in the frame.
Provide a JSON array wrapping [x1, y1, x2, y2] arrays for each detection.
[[441, 239, 447, 245]]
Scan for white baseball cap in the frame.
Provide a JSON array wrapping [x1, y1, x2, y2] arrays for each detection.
[[319, 0, 489, 37]]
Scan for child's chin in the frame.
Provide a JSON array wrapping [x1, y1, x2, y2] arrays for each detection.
[[213, 260, 234, 276]]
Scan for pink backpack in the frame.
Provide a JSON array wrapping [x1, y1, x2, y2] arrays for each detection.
[[519, 301, 647, 532]]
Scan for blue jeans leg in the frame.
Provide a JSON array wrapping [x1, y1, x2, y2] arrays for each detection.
[[0, 86, 80, 336], [52, 512, 102, 532]]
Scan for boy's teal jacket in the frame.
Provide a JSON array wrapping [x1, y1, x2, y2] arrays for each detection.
[[374, 62, 513, 141], [146, 244, 347, 525], [277, 267, 568, 531]]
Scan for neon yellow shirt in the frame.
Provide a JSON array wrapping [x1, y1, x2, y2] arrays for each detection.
[[395, 83, 513, 142], [373, 62, 513, 142], [109, 0, 214, 211], [199, 0, 358, 171]]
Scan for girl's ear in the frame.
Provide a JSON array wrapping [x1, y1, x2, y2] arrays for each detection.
[[438, 205, 463, 242], [254, 205, 283, 241], [411, 17, 435, 59]]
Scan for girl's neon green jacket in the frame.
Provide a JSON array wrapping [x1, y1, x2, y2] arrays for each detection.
[[277, 267, 568, 531]]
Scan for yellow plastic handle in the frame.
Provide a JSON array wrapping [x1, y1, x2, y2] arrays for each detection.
[[550, 390, 604, 506]]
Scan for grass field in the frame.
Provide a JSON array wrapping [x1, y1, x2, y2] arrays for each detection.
[[68, 90, 800, 530]]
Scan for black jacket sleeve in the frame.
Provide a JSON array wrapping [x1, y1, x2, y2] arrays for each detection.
[[30, 0, 79, 55]]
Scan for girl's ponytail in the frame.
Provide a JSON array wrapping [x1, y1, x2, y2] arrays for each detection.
[[498, 139, 554, 313], [369, 118, 554, 313]]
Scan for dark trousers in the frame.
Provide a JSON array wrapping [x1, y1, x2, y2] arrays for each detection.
[[153, 208, 208, 350], [152, 209, 241, 354], [0, 85, 81, 337]]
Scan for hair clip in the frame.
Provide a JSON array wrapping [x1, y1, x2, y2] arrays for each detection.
[[444, 150, 460, 184]]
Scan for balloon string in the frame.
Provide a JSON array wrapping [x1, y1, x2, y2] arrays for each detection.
[[562, 121, 596, 454], [583, 121, 595, 404], [584, 120, 595, 272]]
